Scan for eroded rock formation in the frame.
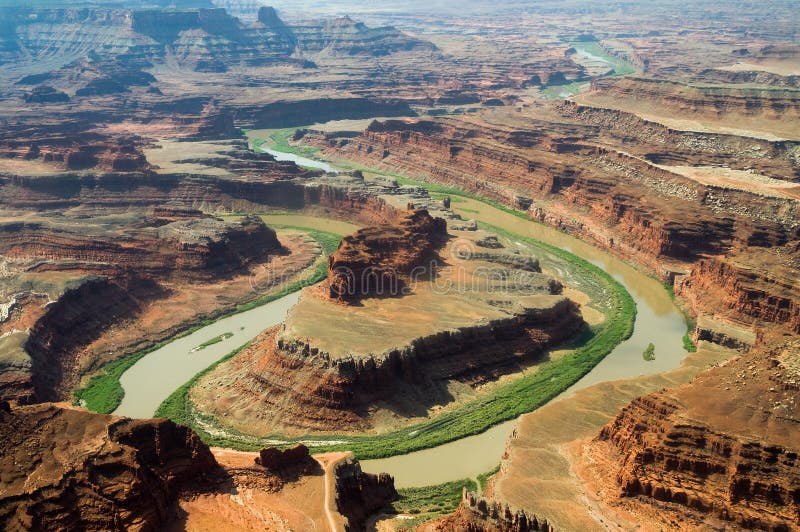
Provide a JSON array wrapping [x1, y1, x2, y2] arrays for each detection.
[[426, 489, 554, 532], [255, 444, 318, 477], [592, 338, 800, 530], [327, 208, 447, 301], [334, 458, 397, 532], [0, 402, 218, 531]]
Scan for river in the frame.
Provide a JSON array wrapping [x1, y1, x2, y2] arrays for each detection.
[[113, 149, 688, 488], [256, 145, 338, 173], [114, 292, 301, 419]]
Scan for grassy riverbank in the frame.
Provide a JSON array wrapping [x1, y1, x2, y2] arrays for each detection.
[[72, 226, 342, 415], [248, 128, 322, 158]]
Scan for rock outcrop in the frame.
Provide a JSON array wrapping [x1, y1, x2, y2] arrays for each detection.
[[426, 489, 554, 531], [0, 402, 219, 531], [0, 215, 281, 280], [255, 444, 318, 478], [593, 338, 800, 530], [327, 208, 447, 301], [589, 77, 800, 123], [333, 458, 397, 532]]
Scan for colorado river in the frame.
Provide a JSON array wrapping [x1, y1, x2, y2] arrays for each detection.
[[114, 292, 301, 419], [112, 146, 688, 488], [256, 145, 338, 173]]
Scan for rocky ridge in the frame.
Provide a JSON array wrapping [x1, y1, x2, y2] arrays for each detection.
[[0, 402, 218, 531], [593, 339, 800, 530]]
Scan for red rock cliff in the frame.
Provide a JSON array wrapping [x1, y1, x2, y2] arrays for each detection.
[[0, 402, 218, 531], [327, 208, 447, 301]]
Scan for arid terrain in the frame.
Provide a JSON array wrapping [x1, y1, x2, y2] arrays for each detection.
[[0, 0, 798, 531]]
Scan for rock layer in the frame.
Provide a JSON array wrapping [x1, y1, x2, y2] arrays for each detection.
[[327, 208, 447, 301], [0, 402, 218, 531], [593, 338, 800, 530]]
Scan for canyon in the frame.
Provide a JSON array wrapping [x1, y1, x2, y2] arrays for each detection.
[[0, 0, 798, 530]]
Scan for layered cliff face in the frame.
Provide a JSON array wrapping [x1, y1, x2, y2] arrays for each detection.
[[577, 77, 800, 140], [334, 458, 397, 532], [592, 338, 800, 530], [589, 77, 800, 122], [206, 296, 579, 433], [678, 249, 800, 334], [0, 402, 219, 531], [0, 215, 280, 280], [290, 15, 437, 57], [0, 5, 435, 83], [235, 98, 416, 129], [327, 208, 447, 301]]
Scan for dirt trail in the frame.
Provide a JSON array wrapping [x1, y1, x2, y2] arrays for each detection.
[[316, 451, 354, 532]]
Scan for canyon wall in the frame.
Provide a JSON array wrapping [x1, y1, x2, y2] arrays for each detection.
[[591, 338, 800, 530], [306, 117, 799, 336], [0, 402, 218, 531], [0, 215, 280, 280], [589, 77, 800, 121]]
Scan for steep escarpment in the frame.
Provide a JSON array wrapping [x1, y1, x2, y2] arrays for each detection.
[[235, 98, 416, 129], [0, 402, 219, 531], [591, 338, 800, 530], [231, 298, 579, 432], [678, 249, 800, 334], [290, 15, 437, 57], [334, 458, 397, 532], [0, 5, 437, 81], [24, 276, 164, 403], [0, 215, 280, 280], [327, 208, 447, 301], [588, 77, 800, 122]]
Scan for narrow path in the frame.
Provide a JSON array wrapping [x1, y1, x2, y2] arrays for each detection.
[[315, 452, 353, 532]]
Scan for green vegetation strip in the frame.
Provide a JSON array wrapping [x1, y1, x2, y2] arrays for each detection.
[[195, 332, 233, 351], [72, 226, 342, 415], [155, 344, 248, 424], [251, 128, 322, 158], [390, 478, 477, 528], [158, 213, 636, 458]]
